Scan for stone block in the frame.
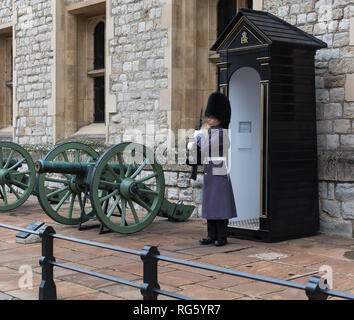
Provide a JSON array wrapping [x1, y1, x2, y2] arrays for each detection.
[[332, 8, 343, 20], [179, 189, 192, 201], [337, 155, 354, 181], [342, 201, 354, 219], [316, 89, 329, 103], [324, 103, 342, 119], [167, 187, 179, 200], [164, 171, 177, 186], [344, 103, 354, 118], [297, 13, 307, 25], [316, 47, 340, 61], [350, 18, 354, 45], [329, 58, 354, 76], [320, 216, 353, 238], [318, 181, 327, 199], [317, 151, 338, 181], [317, 134, 326, 149], [193, 189, 203, 204], [335, 183, 354, 201], [340, 135, 354, 148], [307, 12, 317, 23], [326, 134, 339, 149], [329, 88, 345, 102], [253, 0, 263, 10], [314, 22, 327, 35], [339, 19, 350, 32], [328, 182, 335, 200], [345, 74, 354, 102], [333, 119, 351, 133], [317, 120, 332, 134], [321, 199, 341, 218], [177, 172, 190, 188], [333, 32, 349, 47]]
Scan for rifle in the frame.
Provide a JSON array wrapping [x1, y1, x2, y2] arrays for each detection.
[[189, 107, 203, 180]]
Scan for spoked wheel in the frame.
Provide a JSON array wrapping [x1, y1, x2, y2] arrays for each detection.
[[36, 142, 99, 225], [0, 142, 35, 211], [90, 142, 165, 234]]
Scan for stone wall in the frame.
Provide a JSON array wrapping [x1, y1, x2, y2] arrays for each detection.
[[14, 0, 54, 145], [108, 0, 169, 148], [0, 0, 11, 24], [264, 0, 354, 238], [159, 166, 203, 217]]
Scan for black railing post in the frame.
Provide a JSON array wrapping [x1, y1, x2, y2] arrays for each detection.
[[305, 276, 329, 300], [38, 226, 57, 300], [140, 245, 160, 300]]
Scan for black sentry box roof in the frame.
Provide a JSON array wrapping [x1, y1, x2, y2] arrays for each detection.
[[211, 8, 328, 52]]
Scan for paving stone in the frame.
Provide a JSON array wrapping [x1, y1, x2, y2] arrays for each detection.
[[194, 252, 260, 268], [277, 252, 330, 267], [202, 274, 253, 289], [55, 281, 98, 300], [65, 292, 120, 300], [236, 261, 310, 280], [50, 249, 97, 264], [310, 259, 354, 277], [226, 280, 288, 298], [100, 283, 143, 300], [158, 270, 211, 287], [262, 287, 309, 300], [176, 284, 243, 300]]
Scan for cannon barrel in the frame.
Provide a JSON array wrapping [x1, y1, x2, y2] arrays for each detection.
[[35, 160, 91, 175], [35, 160, 136, 176]]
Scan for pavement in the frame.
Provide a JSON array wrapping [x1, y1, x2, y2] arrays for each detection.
[[0, 197, 353, 300]]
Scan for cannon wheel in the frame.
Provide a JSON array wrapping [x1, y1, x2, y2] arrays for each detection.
[[90, 142, 165, 233], [36, 142, 99, 225], [0, 142, 35, 211]]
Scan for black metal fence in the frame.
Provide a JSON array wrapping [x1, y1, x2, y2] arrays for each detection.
[[1, 223, 354, 300]]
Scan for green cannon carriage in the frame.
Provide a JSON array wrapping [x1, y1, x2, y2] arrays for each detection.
[[0, 141, 195, 234]]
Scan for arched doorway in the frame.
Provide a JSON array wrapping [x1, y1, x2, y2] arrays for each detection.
[[228, 67, 261, 229]]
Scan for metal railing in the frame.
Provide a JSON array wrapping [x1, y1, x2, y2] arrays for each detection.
[[1, 222, 354, 300]]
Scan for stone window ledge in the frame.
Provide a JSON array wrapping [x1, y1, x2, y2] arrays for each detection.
[[0, 126, 13, 141], [73, 123, 106, 137]]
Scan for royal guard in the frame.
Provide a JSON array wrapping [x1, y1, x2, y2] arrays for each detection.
[[188, 92, 237, 246]]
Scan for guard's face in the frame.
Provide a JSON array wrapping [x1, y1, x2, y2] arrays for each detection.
[[207, 116, 221, 127]]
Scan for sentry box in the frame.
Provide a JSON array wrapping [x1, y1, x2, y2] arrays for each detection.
[[211, 9, 327, 242]]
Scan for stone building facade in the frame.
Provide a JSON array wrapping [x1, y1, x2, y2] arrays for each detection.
[[0, 0, 353, 238]]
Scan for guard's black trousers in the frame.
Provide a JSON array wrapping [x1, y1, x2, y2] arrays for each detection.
[[207, 219, 228, 241]]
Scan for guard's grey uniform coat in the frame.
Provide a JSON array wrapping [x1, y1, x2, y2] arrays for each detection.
[[196, 126, 237, 220]]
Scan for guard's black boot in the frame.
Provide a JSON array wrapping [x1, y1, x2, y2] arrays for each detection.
[[214, 239, 227, 246], [199, 237, 215, 245]]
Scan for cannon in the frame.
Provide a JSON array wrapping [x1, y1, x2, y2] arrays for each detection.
[[34, 141, 195, 234], [0, 141, 81, 212], [0, 141, 36, 212]]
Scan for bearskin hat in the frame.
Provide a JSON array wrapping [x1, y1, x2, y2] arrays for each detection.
[[204, 92, 231, 129]]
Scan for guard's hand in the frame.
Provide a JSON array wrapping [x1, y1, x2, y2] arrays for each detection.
[[193, 130, 202, 138]]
